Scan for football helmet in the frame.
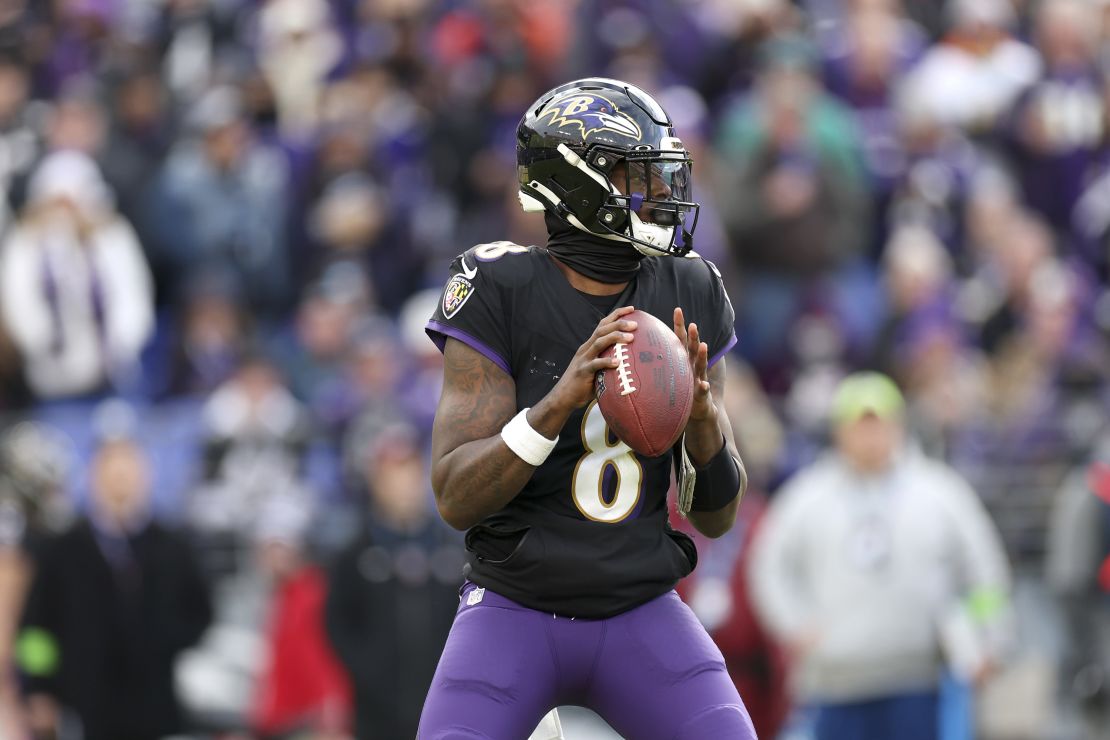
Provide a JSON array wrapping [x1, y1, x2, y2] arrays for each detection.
[[0, 422, 74, 546], [517, 78, 699, 257]]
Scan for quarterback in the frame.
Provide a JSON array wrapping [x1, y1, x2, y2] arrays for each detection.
[[420, 78, 755, 739]]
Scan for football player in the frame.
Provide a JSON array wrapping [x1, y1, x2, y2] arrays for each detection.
[[0, 423, 73, 739], [420, 78, 755, 739]]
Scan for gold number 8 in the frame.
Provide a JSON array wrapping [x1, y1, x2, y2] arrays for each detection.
[[571, 401, 642, 523]]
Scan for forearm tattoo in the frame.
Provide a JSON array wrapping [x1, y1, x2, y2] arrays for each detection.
[[433, 340, 532, 523], [440, 343, 516, 445]]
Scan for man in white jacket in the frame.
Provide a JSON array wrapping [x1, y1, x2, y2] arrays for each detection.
[[750, 372, 1011, 740]]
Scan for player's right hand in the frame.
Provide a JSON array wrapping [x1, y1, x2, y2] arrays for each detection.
[[551, 306, 637, 411]]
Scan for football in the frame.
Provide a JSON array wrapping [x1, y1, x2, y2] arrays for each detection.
[[594, 310, 694, 457]]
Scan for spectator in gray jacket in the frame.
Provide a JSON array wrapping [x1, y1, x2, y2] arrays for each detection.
[[750, 371, 1012, 740], [1045, 432, 1110, 736]]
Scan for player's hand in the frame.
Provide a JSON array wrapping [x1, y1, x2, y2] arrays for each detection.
[[673, 307, 715, 423], [551, 306, 637, 411]]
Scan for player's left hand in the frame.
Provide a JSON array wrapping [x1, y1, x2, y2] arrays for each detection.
[[673, 307, 715, 424]]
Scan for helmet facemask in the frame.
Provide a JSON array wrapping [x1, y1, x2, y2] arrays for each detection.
[[596, 144, 699, 257], [519, 140, 700, 258]]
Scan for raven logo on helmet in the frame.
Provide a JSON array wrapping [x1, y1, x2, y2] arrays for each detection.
[[536, 93, 643, 142]]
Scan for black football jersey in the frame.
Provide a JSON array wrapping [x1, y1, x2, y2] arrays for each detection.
[[426, 241, 736, 618]]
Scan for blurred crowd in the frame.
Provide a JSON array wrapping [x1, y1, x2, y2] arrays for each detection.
[[0, 0, 1109, 738]]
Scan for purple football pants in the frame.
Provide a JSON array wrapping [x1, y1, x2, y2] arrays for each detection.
[[418, 582, 757, 739]]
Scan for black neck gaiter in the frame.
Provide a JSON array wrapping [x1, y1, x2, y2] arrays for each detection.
[[544, 213, 644, 284]]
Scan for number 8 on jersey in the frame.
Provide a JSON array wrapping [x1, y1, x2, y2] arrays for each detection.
[[572, 402, 643, 523]]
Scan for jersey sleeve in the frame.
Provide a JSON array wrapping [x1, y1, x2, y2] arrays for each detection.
[[425, 249, 512, 375], [693, 257, 737, 369]]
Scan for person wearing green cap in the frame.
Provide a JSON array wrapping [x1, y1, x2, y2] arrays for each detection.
[[749, 371, 1013, 740]]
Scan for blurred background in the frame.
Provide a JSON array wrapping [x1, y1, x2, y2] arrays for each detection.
[[0, 0, 1108, 738]]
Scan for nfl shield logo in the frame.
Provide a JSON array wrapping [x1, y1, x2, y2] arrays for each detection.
[[443, 274, 474, 318]]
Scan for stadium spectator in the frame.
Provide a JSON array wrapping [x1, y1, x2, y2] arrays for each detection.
[[720, 358, 789, 490], [255, 0, 342, 143], [0, 150, 154, 400], [43, 89, 106, 160], [1046, 435, 1110, 737], [870, 226, 986, 458], [17, 437, 211, 740], [100, 69, 172, 265], [35, 0, 116, 97], [188, 356, 312, 547], [963, 170, 1024, 271], [899, 326, 987, 461], [155, 0, 239, 104], [0, 0, 31, 53], [337, 319, 423, 464], [148, 86, 290, 316], [714, 34, 876, 374], [325, 424, 461, 740], [750, 372, 1013, 740], [1068, 72, 1110, 279], [276, 272, 371, 432], [968, 212, 1056, 352], [885, 90, 982, 259], [1011, 0, 1104, 234], [901, 0, 1040, 136], [821, 0, 926, 112], [249, 495, 351, 739], [429, 0, 571, 84], [161, 270, 247, 399], [950, 249, 1100, 561], [283, 304, 414, 450], [642, 0, 793, 107], [305, 172, 424, 315], [820, 0, 927, 227], [872, 224, 957, 375]]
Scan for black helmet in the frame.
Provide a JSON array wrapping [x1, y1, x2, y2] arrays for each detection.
[[517, 78, 699, 257]]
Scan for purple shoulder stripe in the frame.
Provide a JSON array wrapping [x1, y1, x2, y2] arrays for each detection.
[[426, 320, 512, 376], [708, 334, 738, 369]]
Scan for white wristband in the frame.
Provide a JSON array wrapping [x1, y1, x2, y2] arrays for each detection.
[[500, 408, 559, 466]]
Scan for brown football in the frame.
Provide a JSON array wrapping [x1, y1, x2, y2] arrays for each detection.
[[594, 309, 694, 457]]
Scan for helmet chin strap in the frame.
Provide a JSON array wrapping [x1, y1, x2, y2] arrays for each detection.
[[627, 212, 676, 256]]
